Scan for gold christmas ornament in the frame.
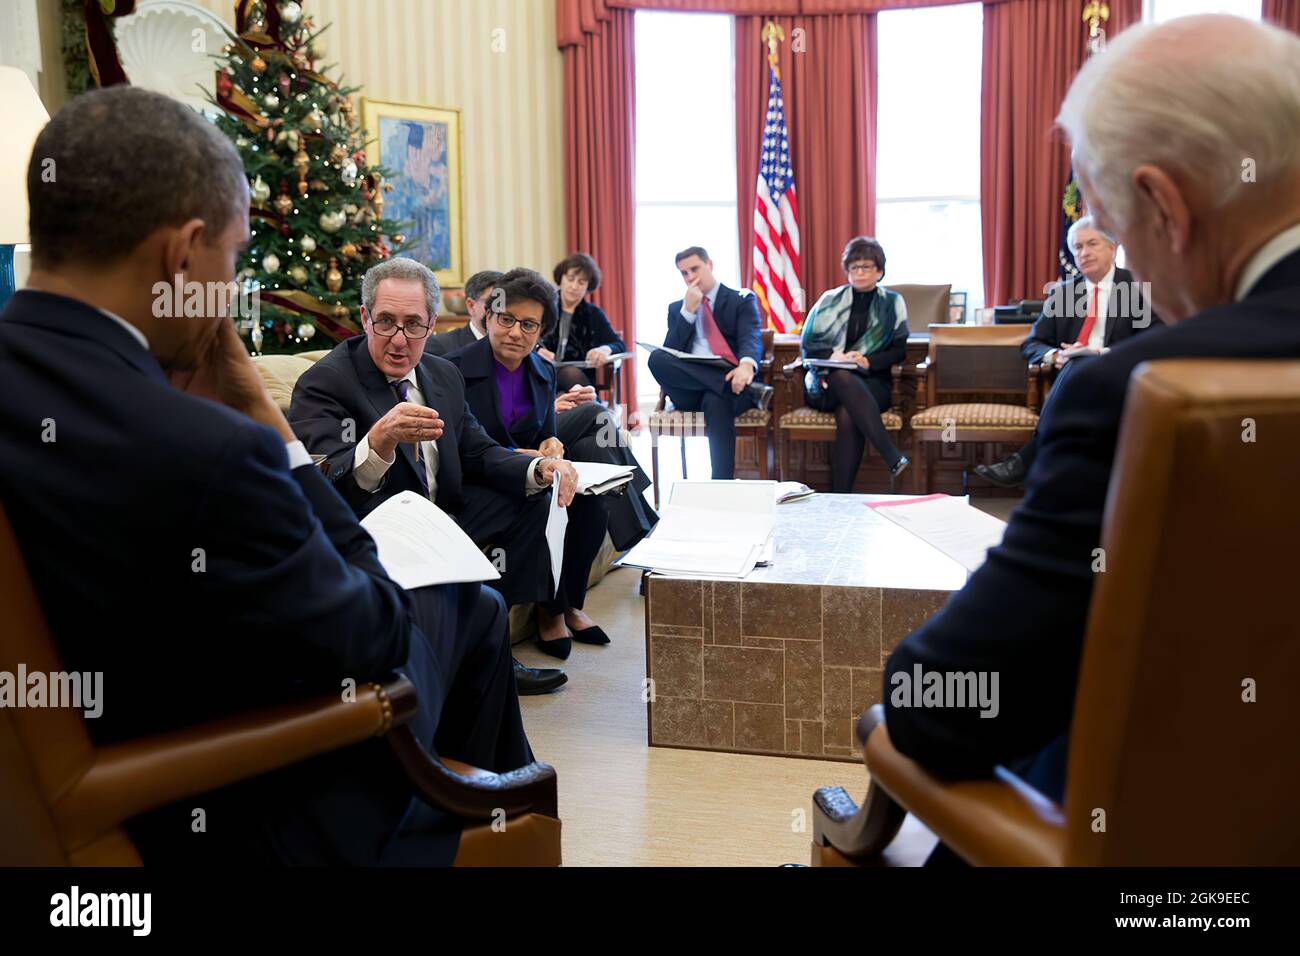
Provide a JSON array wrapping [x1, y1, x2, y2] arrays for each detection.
[[250, 175, 271, 204], [339, 242, 357, 258], [250, 55, 267, 74], [332, 303, 350, 321], [324, 257, 343, 293], [319, 209, 346, 233], [298, 323, 317, 340], [300, 235, 316, 254], [309, 178, 327, 192], [289, 264, 309, 285], [273, 190, 293, 217], [262, 253, 281, 274], [392, 234, 406, 245], [328, 144, 346, 165]]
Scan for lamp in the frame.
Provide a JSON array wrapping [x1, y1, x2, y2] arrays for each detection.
[[0, 66, 50, 310]]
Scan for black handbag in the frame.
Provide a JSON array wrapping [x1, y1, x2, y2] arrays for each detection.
[[802, 365, 836, 412]]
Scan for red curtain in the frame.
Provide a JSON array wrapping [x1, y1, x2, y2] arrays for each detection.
[[735, 14, 878, 313], [607, 0, 1013, 11], [558, 2, 639, 405], [1264, 0, 1300, 31]]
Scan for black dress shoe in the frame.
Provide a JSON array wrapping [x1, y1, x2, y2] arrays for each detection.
[[534, 634, 572, 660], [890, 455, 910, 479], [974, 451, 1027, 488], [745, 382, 775, 412], [570, 624, 611, 645], [513, 657, 567, 695]]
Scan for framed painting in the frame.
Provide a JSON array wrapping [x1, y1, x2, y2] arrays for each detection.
[[361, 99, 464, 287]]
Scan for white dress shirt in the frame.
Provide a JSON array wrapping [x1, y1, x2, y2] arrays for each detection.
[[352, 367, 549, 496], [1234, 222, 1300, 302], [678, 282, 759, 370]]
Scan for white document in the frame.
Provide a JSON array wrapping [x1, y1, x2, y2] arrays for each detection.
[[545, 470, 569, 598], [636, 341, 731, 367], [359, 491, 501, 590], [803, 358, 859, 370], [571, 460, 636, 495], [775, 481, 815, 504], [868, 494, 1008, 573], [619, 480, 776, 577]]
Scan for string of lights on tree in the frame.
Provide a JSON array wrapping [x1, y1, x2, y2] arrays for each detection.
[[211, 0, 410, 354]]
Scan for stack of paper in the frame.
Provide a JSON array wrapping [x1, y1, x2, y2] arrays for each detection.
[[803, 358, 859, 370], [775, 481, 815, 504], [571, 460, 636, 496], [554, 351, 634, 368], [867, 494, 1008, 574], [360, 491, 501, 590], [619, 480, 776, 578]]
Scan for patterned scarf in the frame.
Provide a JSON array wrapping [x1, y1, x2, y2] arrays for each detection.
[[800, 283, 900, 357]]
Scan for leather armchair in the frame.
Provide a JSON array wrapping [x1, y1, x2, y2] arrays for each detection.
[[0, 501, 560, 867], [812, 359, 1300, 865]]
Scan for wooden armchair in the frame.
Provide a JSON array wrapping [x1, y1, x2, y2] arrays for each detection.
[[910, 324, 1041, 494], [811, 359, 1300, 865], [0, 501, 560, 867], [647, 329, 775, 508]]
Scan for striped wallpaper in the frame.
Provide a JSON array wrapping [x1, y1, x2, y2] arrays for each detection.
[[187, 0, 568, 286]]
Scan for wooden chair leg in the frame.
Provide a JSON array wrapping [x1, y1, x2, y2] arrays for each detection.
[[680, 434, 688, 481], [650, 434, 661, 510], [757, 432, 769, 481]]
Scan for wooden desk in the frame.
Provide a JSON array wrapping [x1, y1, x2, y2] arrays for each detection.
[[643, 492, 965, 763]]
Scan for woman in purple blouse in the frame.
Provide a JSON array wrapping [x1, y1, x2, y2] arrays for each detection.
[[444, 269, 613, 658]]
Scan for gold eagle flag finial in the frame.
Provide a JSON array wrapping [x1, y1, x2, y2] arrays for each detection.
[[1083, 1, 1110, 54], [761, 21, 784, 69]]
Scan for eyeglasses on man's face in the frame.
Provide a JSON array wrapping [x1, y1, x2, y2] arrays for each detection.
[[492, 311, 542, 335], [370, 317, 431, 338]]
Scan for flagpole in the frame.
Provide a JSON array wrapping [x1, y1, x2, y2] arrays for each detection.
[[1060, 2, 1111, 281]]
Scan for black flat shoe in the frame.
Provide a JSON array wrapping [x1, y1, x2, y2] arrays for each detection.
[[570, 625, 611, 645], [513, 658, 567, 695], [890, 455, 910, 478], [534, 635, 572, 660]]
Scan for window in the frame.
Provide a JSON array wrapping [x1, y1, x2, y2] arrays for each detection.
[[874, 3, 984, 316], [633, 11, 739, 402], [1147, 0, 1262, 22]]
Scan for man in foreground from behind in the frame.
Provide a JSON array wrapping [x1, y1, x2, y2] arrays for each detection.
[[883, 14, 1300, 844], [0, 86, 534, 865]]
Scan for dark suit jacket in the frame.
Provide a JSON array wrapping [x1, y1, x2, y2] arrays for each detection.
[[425, 321, 479, 358], [540, 298, 625, 362], [444, 337, 558, 452], [885, 247, 1300, 804], [664, 283, 762, 366], [289, 336, 531, 518], [1021, 266, 1158, 363], [0, 289, 448, 864]]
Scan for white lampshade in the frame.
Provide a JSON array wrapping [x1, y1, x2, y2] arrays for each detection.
[[0, 66, 51, 245]]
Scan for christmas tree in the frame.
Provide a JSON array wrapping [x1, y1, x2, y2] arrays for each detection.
[[212, 0, 409, 354]]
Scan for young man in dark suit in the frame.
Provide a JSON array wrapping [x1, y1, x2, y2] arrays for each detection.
[[884, 14, 1300, 838], [647, 246, 774, 479], [289, 258, 580, 676], [976, 216, 1161, 487], [0, 87, 536, 865]]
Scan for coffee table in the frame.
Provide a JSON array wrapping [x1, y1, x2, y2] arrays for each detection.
[[642, 493, 969, 762]]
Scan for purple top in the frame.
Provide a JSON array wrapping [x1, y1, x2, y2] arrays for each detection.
[[492, 358, 532, 440]]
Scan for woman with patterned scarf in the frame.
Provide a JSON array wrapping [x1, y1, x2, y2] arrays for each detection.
[[799, 236, 910, 491]]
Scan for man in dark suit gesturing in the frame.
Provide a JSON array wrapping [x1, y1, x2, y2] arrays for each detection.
[[289, 258, 581, 667], [0, 87, 535, 865], [883, 14, 1300, 846], [647, 246, 774, 479]]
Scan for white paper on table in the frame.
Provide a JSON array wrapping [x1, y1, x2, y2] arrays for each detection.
[[621, 539, 762, 578], [359, 491, 501, 590], [651, 504, 774, 549], [668, 479, 777, 519], [868, 494, 1008, 573], [545, 470, 569, 598], [570, 460, 636, 495]]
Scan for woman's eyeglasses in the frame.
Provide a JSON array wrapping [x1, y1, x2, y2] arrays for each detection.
[[370, 318, 431, 338], [492, 312, 542, 335], [847, 263, 880, 275]]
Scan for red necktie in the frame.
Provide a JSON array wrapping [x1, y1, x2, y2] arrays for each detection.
[[1074, 285, 1099, 347], [700, 295, 738, 365]]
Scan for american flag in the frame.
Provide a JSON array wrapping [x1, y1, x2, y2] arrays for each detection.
[[752, 62, 802, 333]]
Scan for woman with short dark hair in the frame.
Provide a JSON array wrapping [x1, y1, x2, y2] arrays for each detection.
[[444, 268, 612, 658], [799, 236, 909, 491], [539, 252, 626, 392]]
